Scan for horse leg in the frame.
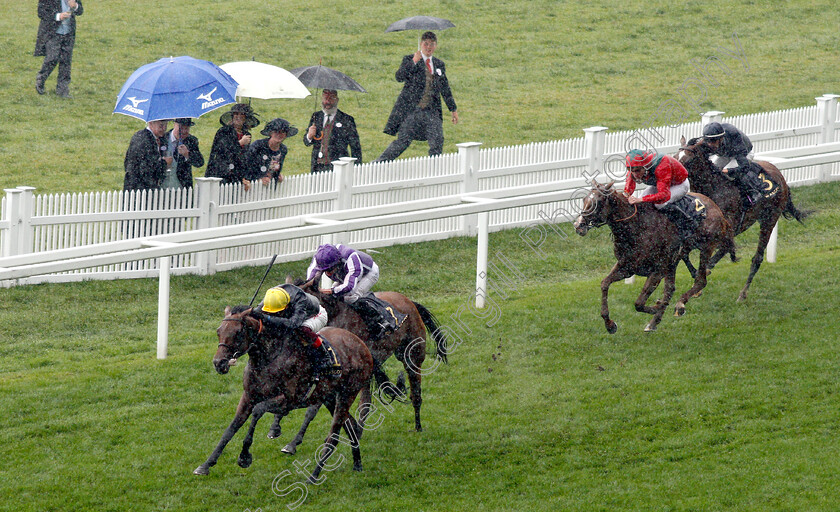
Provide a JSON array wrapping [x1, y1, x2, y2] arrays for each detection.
[[738, 215, 779, 302], [281, 404, 321, 455], [194, 394, 253, 475], [675, 246, 712, 317], [680, 253, 698, 279], [645, 270, 676, 332], [634, 275, 663, 315], [601, 263, 634, 334], [357, 382, 373, 432], [239, 400, 276, 468], [309, 396, 361, 483], [267, 414, 283, 439], [403, 338, 425, 432]]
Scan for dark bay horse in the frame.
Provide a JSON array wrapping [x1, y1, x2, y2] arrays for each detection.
[[269, 276, 449, 454], [678, 136, 810, 301], [574, 181, 735, 332], [194, 306, 373, 482]]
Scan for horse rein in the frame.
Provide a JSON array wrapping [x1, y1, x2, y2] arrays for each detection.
[[580, 191, 638, 227], [218, 316, 264, 361]]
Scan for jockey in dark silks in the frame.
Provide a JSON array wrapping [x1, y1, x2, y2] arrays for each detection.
[[701, 122, 763, 205], [623, 149, 695, 240], [251, 284, 339, 379]]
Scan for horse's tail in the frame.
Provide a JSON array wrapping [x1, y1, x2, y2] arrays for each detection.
[[413, 302, 448, 364], [782, 193, 813, 225]]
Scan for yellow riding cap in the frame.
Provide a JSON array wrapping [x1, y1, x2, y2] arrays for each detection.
[[262, 287, 291, 313]]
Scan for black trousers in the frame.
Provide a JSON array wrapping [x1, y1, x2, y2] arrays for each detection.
[[377, 109, 444, 162], [37, 33, 75, 94]]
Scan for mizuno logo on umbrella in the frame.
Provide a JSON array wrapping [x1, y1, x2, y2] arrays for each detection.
[[198, 87, 225, 109], [122, 96, 149, 114]]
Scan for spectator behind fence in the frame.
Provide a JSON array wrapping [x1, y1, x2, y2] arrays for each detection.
[[247, 118, 298, 186], [162, 118, 204, 189], [377, 31, 458, 162], [124, 119, 170, 192], [206, 103, 260, 191], [303, 89, 362, 173], [34, 0, 84, 98]]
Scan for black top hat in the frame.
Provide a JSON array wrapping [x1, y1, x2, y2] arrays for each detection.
[[219, 103, 260, 129], [260, 118, 299, 137], [174, 118, 195, 126]]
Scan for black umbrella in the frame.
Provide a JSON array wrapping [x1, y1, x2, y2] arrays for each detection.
[[385, 15, 455, 33], [289, 65, 366, 93]]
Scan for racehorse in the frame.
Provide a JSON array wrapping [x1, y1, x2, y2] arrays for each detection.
[[574, 181, 735, 333], [193, 306, 373, 482], [678, 136, 810, 302], [268, 275, 449, 454]]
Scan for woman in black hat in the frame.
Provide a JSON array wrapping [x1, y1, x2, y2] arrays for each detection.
[[247, 118, 298, 186], [205, 103, 261, 190]]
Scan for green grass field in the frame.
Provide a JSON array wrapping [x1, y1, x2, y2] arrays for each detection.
[[0, 181, 838, 511], [1, 0, 838, 192]]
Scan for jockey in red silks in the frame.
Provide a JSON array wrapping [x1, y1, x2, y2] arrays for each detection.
[[624, 149, 690, 209], [623, 149, 695, 239]]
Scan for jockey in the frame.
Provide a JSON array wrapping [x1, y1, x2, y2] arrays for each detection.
[[251, 284, 339, 379], [306, 243, 396, 339], [623, 149, 694, 239], [701, 122, 763, 205]]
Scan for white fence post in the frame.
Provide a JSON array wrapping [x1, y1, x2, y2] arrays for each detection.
[[157, 255, 171, 359], [458, 142, 482, 236], [329, 158, 356, 244], [195, 177, 221, 275], [702, 110, 725, 126], [767, 222, 778, 263], [16, 187, 35, 255], [475, 211, 489, 309], [583, 127, 608, 183], [816, 94, 839, 181], [2, 189, 22, 258]]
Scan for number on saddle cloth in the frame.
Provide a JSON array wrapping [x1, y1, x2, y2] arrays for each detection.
[[749, 163, 780, 198]]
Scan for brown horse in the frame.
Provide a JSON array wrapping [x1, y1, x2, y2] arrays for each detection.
[[268, 276, 449, 454], [678, 136, 810, 301], [193, 306, 373, 482], [574, 181, 735, 332]]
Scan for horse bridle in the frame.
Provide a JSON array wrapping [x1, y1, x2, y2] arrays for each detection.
[[218, 316, 254, 361], [579, 189, 637, 228]]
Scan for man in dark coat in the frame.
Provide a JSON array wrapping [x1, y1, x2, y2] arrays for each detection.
[[377, 31, 458, 162], [124, 120, 170, 191], [34, 0, 83, 98], [163, 118, 204, 188], [303, 89, 362, 173], [205, 103, 260, 190]]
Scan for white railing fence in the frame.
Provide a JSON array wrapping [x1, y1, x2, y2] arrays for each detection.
[[2, 94, 838, 287]]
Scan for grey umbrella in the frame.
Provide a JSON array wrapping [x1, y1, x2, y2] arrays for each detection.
[[289, 65, 367, 93], [385, 15, 455, 33]]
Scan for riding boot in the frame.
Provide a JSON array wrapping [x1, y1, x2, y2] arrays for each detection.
[[299, 327, 326, 381], [349, 297, 389, 340], [743, 171, 765, 203], [662, 203, 694, 242]]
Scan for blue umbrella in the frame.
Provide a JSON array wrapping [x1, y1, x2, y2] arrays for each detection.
[[113, 56, 239, 122]]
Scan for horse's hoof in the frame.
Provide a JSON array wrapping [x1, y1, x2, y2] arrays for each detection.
[[281, 444, 297, 455], [674, 305, 686, 317], [267, 428, 282, 440], [237, 453, 252, 469], [193, 466, 209, 476], [606, 322, 618, 334], [737, 293, 747, 303], [644, 323, 657, 332], [353, 463, 363, 472]]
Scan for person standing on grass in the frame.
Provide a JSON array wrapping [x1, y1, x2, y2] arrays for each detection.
[[34, 0, 84, 98], [247, 118, 298, 185], [303, 89, 362, 173], [163, 118, 204, 189], [376, 31, 458, 161], [206, 103, 260, 191]]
